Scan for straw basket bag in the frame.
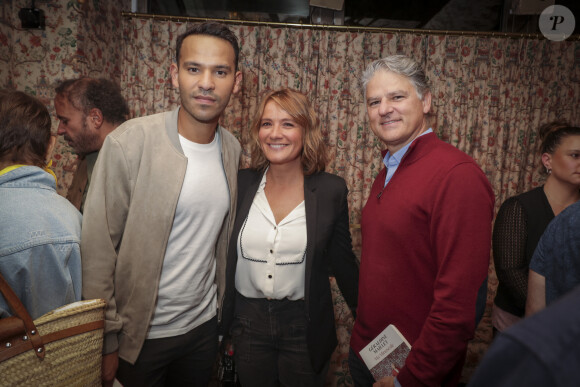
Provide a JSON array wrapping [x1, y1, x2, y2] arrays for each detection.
[[0, 272, 106, 386]]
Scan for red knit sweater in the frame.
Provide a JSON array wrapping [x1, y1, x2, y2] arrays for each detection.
[[350, 133, 494, 387]]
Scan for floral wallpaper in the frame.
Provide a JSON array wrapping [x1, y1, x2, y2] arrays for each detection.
[[3, 1, 580, 385]]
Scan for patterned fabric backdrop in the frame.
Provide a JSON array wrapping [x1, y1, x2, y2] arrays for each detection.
[[2, 1, 580, 384]]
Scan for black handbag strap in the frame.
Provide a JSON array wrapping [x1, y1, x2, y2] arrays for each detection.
[[0, 271, 45, 359]]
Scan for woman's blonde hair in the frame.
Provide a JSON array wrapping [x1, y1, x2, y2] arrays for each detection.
[[248, 88, 327, 175]]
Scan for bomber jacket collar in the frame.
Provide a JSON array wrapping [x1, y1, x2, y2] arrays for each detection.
[[164, 107, 229, 156], [165, 108, 182, 153]]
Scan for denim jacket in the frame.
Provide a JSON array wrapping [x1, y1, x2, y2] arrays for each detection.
[[0, 166, 82, 319]]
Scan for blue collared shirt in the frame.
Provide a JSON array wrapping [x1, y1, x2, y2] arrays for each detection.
[[383, 128, 433, 187]]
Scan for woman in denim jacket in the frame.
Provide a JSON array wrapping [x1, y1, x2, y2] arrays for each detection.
[[0, 90, 82, 319]]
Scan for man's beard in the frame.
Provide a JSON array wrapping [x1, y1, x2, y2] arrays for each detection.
[[73, 118, 101, 155]]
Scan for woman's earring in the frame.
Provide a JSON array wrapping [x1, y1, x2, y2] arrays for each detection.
[[546, 166, 552, 174]]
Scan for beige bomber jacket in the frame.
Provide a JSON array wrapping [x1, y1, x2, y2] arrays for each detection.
[[81, 108, 241, 363]]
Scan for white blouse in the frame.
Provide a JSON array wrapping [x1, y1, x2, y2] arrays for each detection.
[[235, 172, 307, 300]]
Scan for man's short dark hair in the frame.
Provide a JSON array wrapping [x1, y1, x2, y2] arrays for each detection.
[[175, 22, 240, 71], [55, 78, 129, 125]]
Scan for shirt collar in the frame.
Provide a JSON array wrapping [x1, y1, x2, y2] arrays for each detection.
[[383, 128, 433, 168], [257, 167, 269, 193]]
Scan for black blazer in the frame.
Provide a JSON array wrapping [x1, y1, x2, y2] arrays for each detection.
[[222, 168, 359, 372]]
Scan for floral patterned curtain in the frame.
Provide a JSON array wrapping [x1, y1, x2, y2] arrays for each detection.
[[122, 18, 579, 218], [121, 16, 580, 384]]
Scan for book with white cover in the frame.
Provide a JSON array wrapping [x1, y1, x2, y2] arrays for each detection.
[[359, 324, 411, 381]]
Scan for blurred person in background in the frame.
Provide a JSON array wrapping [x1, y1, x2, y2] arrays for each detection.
[[0, 90, 81, 319], [469, 283, 580, 387], [526, 177, 580, 315], [54, 77, 128, 212], [492, 123, 580, 333]]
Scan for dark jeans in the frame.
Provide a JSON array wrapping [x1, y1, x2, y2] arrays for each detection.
[[231, 292, 329, 387], [348, 347, 375, 387], [116, 316, 218, 387]]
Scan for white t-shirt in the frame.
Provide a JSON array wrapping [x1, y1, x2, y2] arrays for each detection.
[[148, 131, 229, 339]]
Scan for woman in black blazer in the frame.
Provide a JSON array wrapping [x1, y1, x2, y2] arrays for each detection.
[[222, 88, 359, 386]]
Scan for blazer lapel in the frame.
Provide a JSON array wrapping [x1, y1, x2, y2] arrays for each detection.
[[304, 174, 317, 310], [235, 170, 263, 233]]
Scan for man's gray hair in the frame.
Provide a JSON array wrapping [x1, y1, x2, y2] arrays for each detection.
[[362, 55, 430, 100]]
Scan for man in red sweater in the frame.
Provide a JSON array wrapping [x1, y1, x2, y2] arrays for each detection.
[[349, 55, 494, 387]]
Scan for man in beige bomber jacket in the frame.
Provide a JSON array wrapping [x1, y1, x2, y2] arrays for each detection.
[[81, 22, 242, 387]]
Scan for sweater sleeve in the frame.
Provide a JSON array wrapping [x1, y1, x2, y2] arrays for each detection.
[[397, 163, 494, 387], [81, 135, 132, 355], [493, 197, 529, 310]]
